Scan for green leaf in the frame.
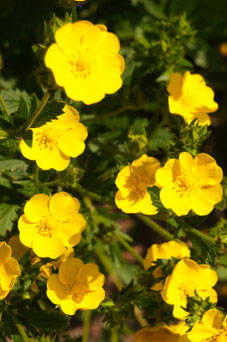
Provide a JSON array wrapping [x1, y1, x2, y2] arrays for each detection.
[[0, 158, 29, 180], [0, 89, 30, 114], [19, 308, 70, 331], [0, 203, 20, 236], [150, 127, 174, 152], [15, 95, 29, 119], [147, 186, 168, 212], [30, 100, 65, 128]]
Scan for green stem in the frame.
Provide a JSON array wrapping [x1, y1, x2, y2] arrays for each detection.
[[111, 327, 119, 342], [26, 91, 50, 130], [82, 105, 140, 122], [33, 165, 40, 192], [182, 222, 216, 244], [0, 93, 15, 127], [95, 248, 123, 291], [82, 310, 92, 342], [115, 232, 144, 266], [9, 310, 30, 342], [137, 214, 173, 240], [40, 179, 61, 188]]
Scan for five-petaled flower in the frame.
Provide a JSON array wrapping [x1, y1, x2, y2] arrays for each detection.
[[168, 71, 218, 125], [155, 152, 223, 216], [115, 154, 161, 215], [161, 258, 218, 319], [45, 21, 124, 105], [0, 242, 21, 299], [144, 240, 190, 291], [19, 105, 88, 171], [18, 192, 86, 259], [47, 258, 105, 315]]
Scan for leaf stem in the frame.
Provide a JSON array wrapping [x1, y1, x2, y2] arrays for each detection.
[[9, 309, 30, 342], [0, 93, 15, 127], [115, 232, 144, 266], [26, 91, 50, 130], [82, 310, 92, 342], [82, 105, 140, 122], [182, 221, 216, 244], [137, 214, 174, 240]]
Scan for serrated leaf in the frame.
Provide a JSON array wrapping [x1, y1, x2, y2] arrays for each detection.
[[16, 95, 29, 119], [0, 203, 20, 236], [19, 308, 70, 331], [30, 100, 65, 128], [147, 186, 168, 212]]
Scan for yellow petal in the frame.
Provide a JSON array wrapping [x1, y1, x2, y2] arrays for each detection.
[[167, 73, 183, 99], [18, 215, 38, 248], [115, 166, 132, 197], [59, 215, 86, 247], [32, 234, 65, 259], [19, 138, 36, 160], [36, 145, 70, 171], [44, 44, 72, 87], [47, 274, 68, 304], [57, 124, 88, 158], [0, 242, 12, 265], [60, 298, 80, 315], [59, 258, 83, 285], [24, 194, 50, 222], [79, 288, 105, 309], [196, 265, 218, 289], [159, 187, 191, 216], [77, 263, 105, 291], [194, 153, 223, 185], [49, 192, 79, 221], [173, 305, 189, 320]]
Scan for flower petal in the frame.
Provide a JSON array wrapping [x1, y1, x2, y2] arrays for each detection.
[[77, 264, 105, 291], [59, 258, 84, 285], [24, 194, 50, 222]]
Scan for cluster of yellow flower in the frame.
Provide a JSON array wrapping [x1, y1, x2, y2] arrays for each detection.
[[135, 241, 226, 342], [0, 15, 224, 339], [115, 152, 223, 216]]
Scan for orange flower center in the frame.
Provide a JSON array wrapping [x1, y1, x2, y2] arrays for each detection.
[[178, 281, 195, 302], [65, 282, 87, 303], [36, 219, 53, 238], [130, 174, 148, 197], [173, 171, 199, 196], [69, 50, 95, 79]]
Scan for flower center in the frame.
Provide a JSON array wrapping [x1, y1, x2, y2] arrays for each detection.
[[34, 124, 61, 151], [131, 175, 147, 197], [69, 50, 95, 79], [65, 282, 87, 303], [209, 328, 227, 342], [36, 219, 52, 238]]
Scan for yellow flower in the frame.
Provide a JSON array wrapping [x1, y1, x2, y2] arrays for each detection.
[[20, 105, 88, 171], [47, 258, 105, 315], [45, 21, 124, 105], [144, 240, 190, 291], [168, 71, 218, 125], [186, 309, 227, 342], [115, 154, 161, 215], [18, 192, 86, 259], [134, 322, 188, 342], [8, 235, 29, 260], [155, 152, 223, 216], [219, 42, 227, 56], [161, 259, 218, 319], [0, 242, 21, 299]]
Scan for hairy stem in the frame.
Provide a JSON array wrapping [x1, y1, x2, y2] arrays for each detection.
[[9, 310, 30, 342], [137, 214, 173, 240]]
